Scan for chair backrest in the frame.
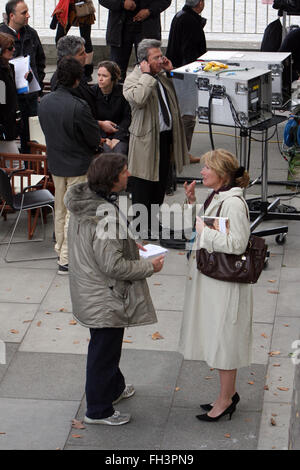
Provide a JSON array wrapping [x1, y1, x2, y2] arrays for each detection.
[[0, 169, 14, 207]]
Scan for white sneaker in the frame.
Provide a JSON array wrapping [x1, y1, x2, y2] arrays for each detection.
[[112, 384, 135, 405], [84, 410, 131, 426]]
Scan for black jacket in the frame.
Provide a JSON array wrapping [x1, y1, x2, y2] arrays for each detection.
[[0, 62, 17, 140], [166, 5, 207, 68], [0, 23, 46, 92], [279, 27, 300, 80], [38, 86, 101, 177], [50, 70, 97, 119], [260, 18, 282, 52], [98, 0, 171, 47], [89, 83, 131, 141]]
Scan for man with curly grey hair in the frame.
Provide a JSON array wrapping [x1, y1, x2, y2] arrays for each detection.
[[50, 35, 97, 118]]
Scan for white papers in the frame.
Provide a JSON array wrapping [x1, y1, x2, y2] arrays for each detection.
[[10, 56, 29, 94], [139, 244, 168, 258], [28, 71, 41, 93], [9, 56, 41, 94]]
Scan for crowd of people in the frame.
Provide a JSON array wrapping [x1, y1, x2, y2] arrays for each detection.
[[0, 0, 263, 428]]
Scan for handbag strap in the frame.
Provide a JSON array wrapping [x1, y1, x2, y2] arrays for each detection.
[[215, 195, 249, 220]]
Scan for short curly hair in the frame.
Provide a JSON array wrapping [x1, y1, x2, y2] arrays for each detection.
[[57, 56, 83, 87]]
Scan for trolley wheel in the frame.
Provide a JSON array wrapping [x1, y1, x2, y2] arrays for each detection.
[[275, 233, 287, 245]]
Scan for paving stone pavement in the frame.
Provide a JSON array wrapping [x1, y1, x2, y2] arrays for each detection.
[[0, 119, 299, 451]]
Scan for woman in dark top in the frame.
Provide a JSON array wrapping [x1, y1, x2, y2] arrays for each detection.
[[0, 32, 19, 156], [90, 61, 131, 154]]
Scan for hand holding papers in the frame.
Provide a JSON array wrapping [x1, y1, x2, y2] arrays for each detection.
[[139, 243, 168, 258], [9, 56, 41, 94]]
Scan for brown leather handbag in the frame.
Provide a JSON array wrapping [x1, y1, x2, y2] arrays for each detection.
[[74, 0, 95, 17], [196, 198, 267, 284]]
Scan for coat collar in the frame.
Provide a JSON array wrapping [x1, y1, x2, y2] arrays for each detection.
[[203, 187, 244, 215]]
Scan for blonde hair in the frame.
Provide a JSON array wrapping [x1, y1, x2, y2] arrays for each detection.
[[202, 148, 250, 188]]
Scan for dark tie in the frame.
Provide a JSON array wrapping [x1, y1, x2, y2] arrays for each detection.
[[156, 78, 170, 127]]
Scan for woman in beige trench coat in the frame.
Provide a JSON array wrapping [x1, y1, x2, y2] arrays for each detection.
[[179, 149, 253, 422]]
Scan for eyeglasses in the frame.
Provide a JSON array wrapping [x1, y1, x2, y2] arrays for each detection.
[[6, 46, 15, 51]]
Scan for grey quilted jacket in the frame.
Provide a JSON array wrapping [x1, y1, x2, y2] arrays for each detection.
[[64, 182, 157, 329]]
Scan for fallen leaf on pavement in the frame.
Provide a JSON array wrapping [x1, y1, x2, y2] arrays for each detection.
[[123, 339, 133, 343], [261, 333, 268, 338], [59, 308, 66, 312], [23, 320, 32, 323], [10, 329, 19, 334], [248, 381, 254, 385], [71, 434, 82, 439], [277, 387, 289, 391], [71, 419, 85, 430], [69, 319, 77, 325], [270, 417, 277, 426], [153, 283, 162, 286], [152, 331, 164, 340], [205, 376, 213, 380], [36, 321, 42, 327], [224, 434, 231, 438], [267, 290, 280, 294], [268, 280, 276, 283], [269, 351, 281, 356], [273, 364, 281, 367], [175, 387, 180, 392], [264, 385, 269, 390]]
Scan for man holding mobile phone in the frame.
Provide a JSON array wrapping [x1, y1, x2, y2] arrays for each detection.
[[123, 38, 189, 239]]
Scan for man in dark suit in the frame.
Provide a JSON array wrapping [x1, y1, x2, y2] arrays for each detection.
[[98, 0, 171, 82], [166, 0, 207, 164]]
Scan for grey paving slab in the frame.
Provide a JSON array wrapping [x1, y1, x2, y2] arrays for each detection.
[[173, 360, 266, 413], [19, 309, 90, 354], [119, 349, 183, 398], [0, 267, 56, 304], [0, 351, 86, 401], [263, 357, 295, 405], [289, 364, 300, 450], [39, 275, 72, 313], [161, 406, 261, 450], [148, 274, 186, 312], [252, 285, 278, 324], [68, 396, 172, 450], [0, 397, 80, 450], [258, 402, 291, 450], [252, 322, 273, 365], [0, 343, 19, 382], [271, 316, 300, 358], [122, 310, 183, 352], [0, 302, 39, 343]]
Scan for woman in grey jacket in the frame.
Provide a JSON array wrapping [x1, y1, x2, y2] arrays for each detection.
[[64, 153, 165, 425]]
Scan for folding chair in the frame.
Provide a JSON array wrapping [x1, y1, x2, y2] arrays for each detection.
[[0, 168, 56, 263]]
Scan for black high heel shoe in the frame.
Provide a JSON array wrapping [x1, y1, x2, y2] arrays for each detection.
[[196, 402, 236, 422], [200, 392, 240, 412]]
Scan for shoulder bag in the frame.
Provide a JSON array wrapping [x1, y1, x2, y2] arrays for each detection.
[[196, 197, 267, 284], [74, 0, 95, 17]]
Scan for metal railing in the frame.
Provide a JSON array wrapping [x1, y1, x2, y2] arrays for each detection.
[[17, 0, 300, 37]]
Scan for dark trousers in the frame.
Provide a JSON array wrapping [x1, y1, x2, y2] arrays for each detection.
[[55, 23, 93, 53], [110, 24, 143, 82], [85, 327, 125, 419], [129, 130, 172, 231], [17, 93, 38, 154]]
